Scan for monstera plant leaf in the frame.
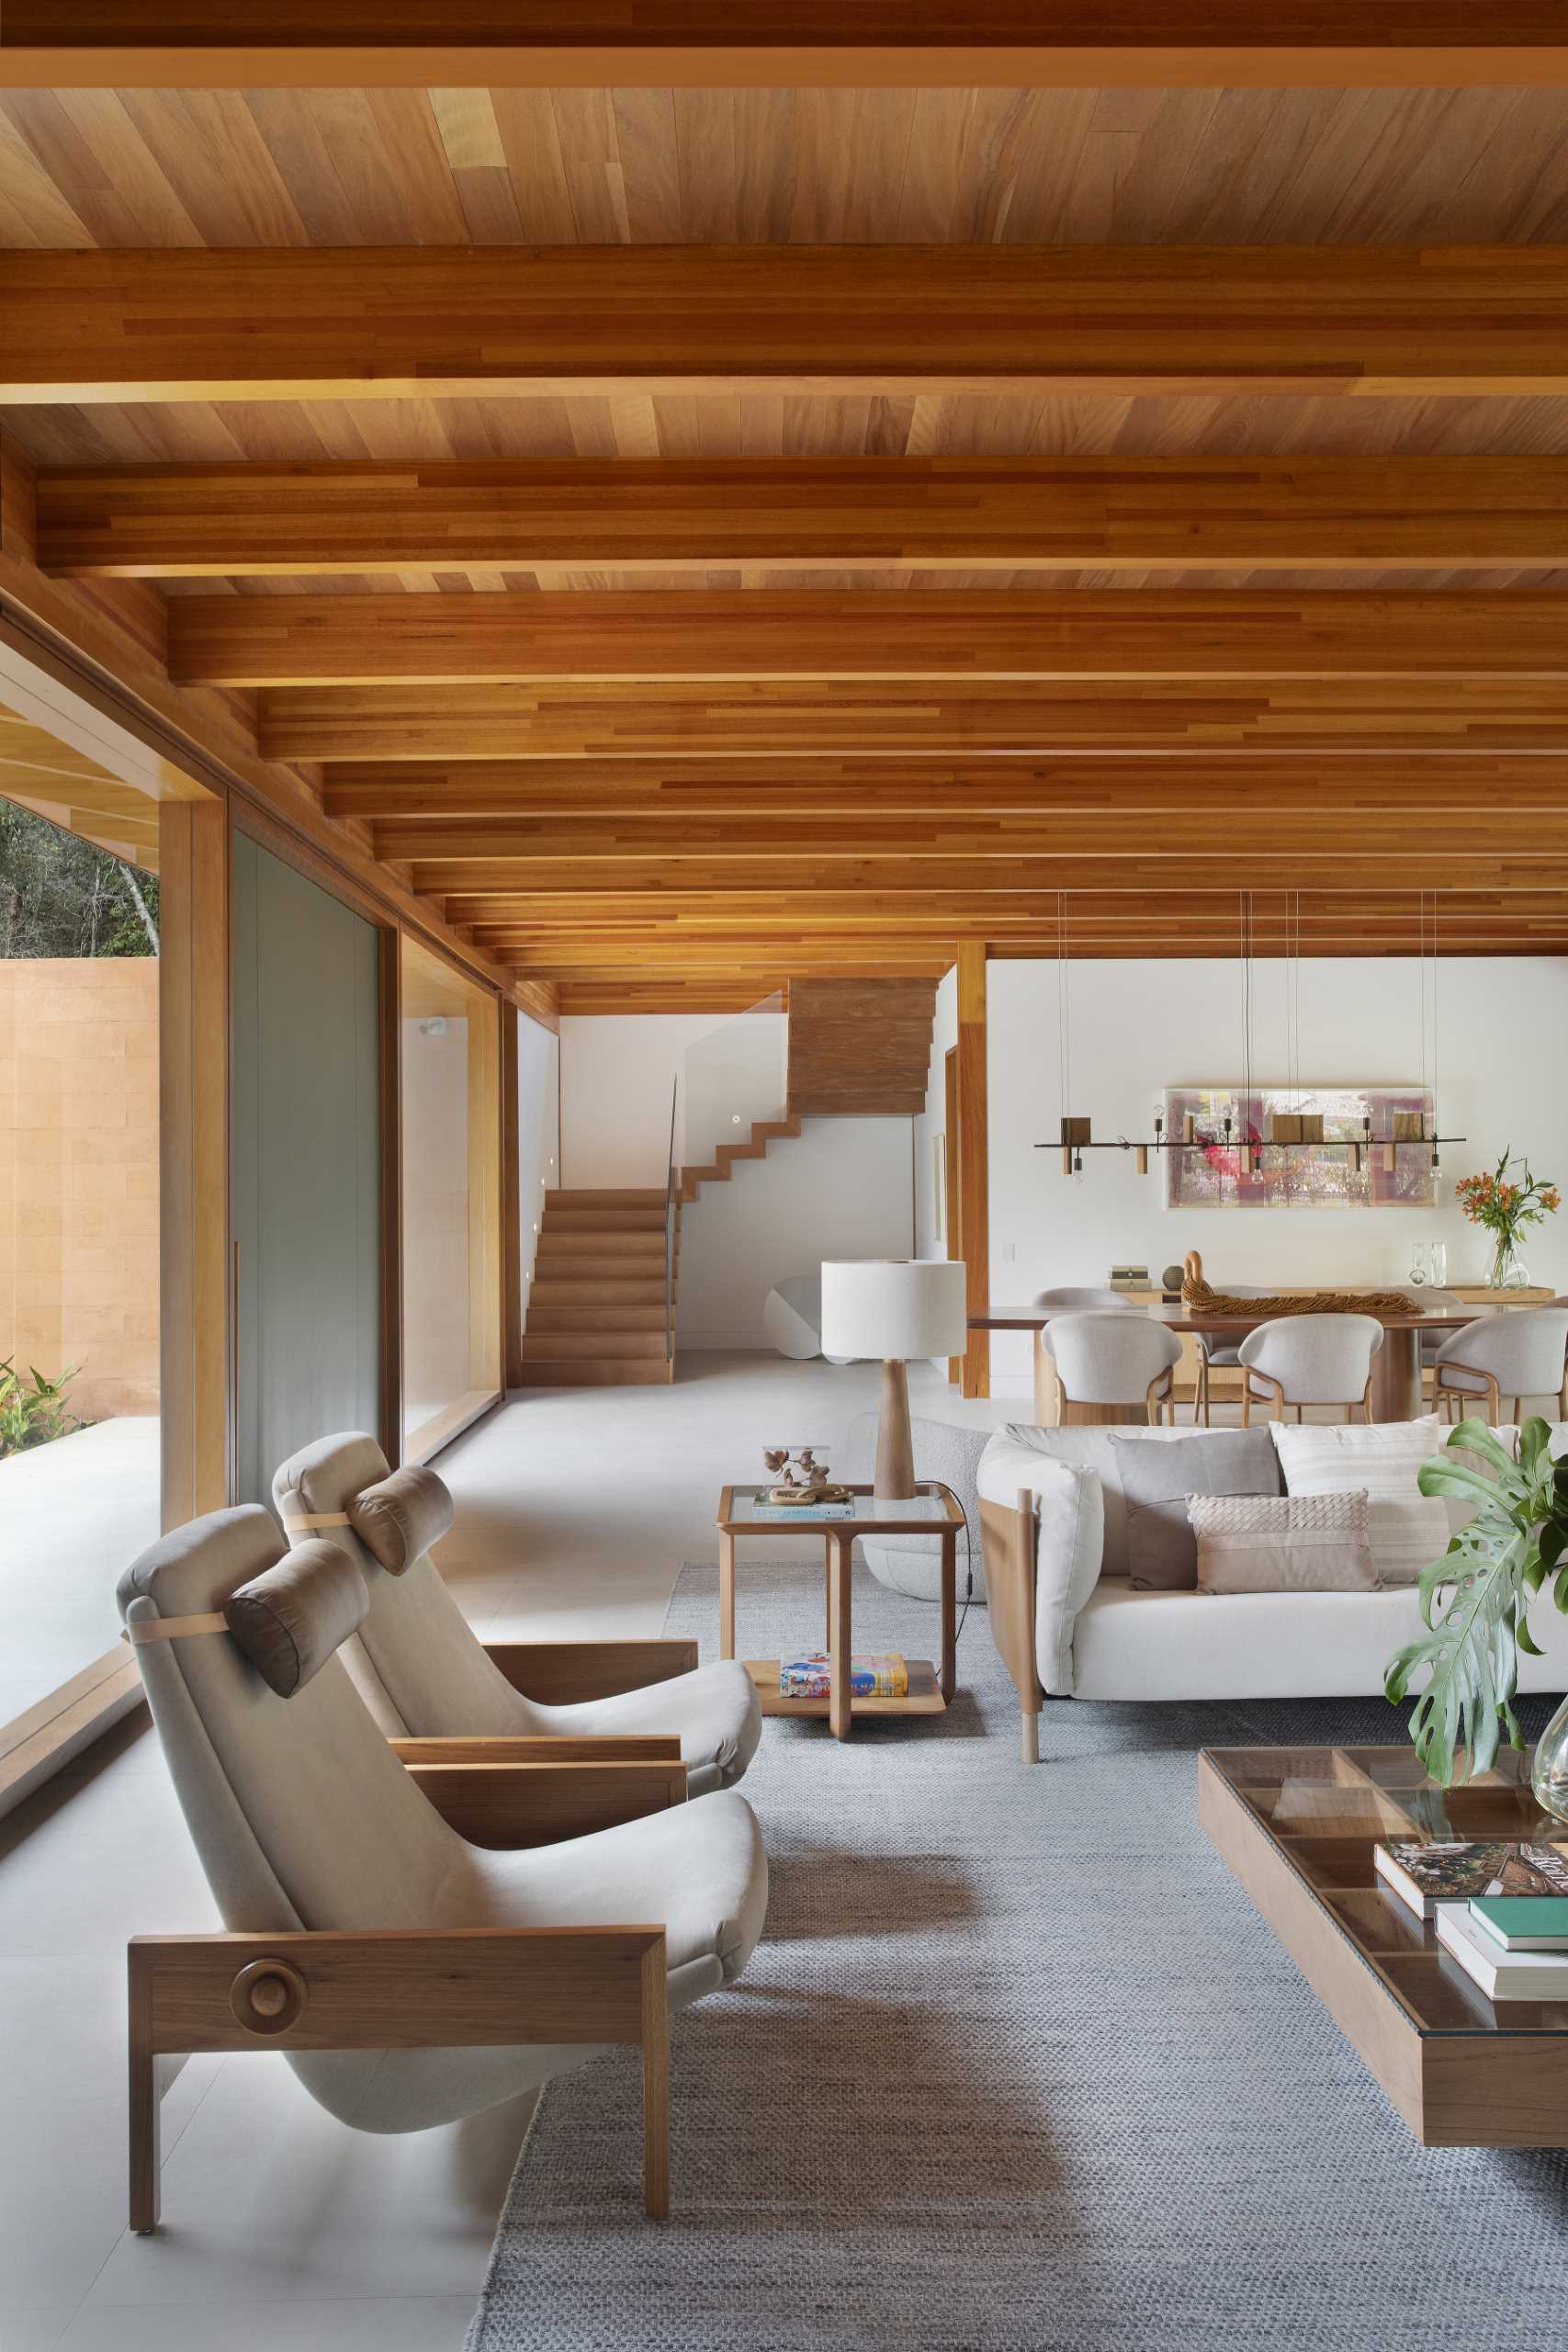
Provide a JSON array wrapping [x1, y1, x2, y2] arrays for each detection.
[[1384, 1416, 1568, 1786]]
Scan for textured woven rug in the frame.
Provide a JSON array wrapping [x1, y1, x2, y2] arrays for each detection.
[[467, 1560, 1568, 2352]]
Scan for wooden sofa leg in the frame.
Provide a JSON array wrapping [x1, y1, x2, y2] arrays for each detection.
[[640, 1945, 671, 2220], [128, 1966, 160, 2234], [1021, 1708, 1040, 1765]]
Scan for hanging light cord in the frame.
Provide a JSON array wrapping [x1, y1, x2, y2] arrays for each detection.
[[1057, 889, 1071, 1127]]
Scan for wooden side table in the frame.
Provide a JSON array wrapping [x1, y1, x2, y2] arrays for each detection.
[[716, 1482, 964, 1740]]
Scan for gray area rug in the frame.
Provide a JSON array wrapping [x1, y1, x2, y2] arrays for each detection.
[[468, 1559, 1568, 2351]]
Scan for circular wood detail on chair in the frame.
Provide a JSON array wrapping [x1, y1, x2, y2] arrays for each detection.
[[229, 1957, 309, 2037]]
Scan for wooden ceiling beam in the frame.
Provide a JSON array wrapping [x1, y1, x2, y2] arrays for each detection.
[[169, 591, 1568, 687], [45, 453, 1568, 577], [8, 7, 1568, 93], [260, 677, 1568, 761], [418, 854, 1564, 897], [321, 752, 1568, 822], [10, 247, 1568, 410]]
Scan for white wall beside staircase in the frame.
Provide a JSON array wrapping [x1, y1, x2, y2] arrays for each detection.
[[677, 1115, 916, 1349]]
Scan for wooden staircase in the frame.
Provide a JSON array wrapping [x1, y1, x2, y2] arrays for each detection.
[[679, 1113, 800, 1203], [519, 1189, 676, 1386]]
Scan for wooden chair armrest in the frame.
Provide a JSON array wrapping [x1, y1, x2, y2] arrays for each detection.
[[389, 1734, 682, 1765], [401, 1756, 688, 1847], [129, 1925, 669, 2232], [484, 1638, 700, 1703]]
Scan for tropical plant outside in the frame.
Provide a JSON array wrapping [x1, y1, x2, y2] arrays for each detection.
[[0, 1359, 83, 1457], [1385, 1416, 1568, 1784]]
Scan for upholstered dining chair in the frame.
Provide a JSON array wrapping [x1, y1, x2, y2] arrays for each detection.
[[1041, 1311, 1183, 1427], [1237, 1313, 1384, 1425], [1033, 1285, 1139, 1313], [1189, 1283, 1280, 1427], [119, 1506, 767, 2231], [1430, 1306, 1568, 1426], [273, 1431, 762, 1798]]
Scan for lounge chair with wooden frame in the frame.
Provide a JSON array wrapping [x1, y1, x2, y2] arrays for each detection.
[[1430, 1305, 1568, 1427], [118, 1505, 768, 2233], [273, 1432, 762, 1798]]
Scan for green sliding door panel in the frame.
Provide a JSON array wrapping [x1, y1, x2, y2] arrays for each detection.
[[231, 834, 381, 1509]]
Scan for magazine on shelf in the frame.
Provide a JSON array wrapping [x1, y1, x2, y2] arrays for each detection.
[[1373, 1840, 1568, 1920]]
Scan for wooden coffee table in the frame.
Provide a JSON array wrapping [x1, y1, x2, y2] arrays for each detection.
[[1199, 1744, 1568, 2147], [716, 1482, 963, 1740]]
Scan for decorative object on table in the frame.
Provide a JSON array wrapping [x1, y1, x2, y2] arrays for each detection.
[[1107, 1262, 1149, 1293], [762, 1447, 790, 1476], [819, 1259, 968, 1500], [1408, 1241, 1429, 1288], [761, 1445, 851, 1507], [1385, 1414, 1568, 1815], [1456, 1148, 1560, 1292], [1428, 1239, 1449, 1285], [1161, 1261, 1186, 1296], [1180, 1255, 1416, 1320], [780, 1653, 908, 1700]]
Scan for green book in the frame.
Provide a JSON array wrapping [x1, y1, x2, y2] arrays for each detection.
[[1468, 1895, 1568, 1951]]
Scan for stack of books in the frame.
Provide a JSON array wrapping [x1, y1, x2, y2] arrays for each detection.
[[1108, 1263, 1150, 1294], [779, 1654, 908, 1699], [1373, 1837, 1568, 2000], [748, 1497, 855, 1521]]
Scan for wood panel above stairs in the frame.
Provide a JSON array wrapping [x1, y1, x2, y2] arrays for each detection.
[[787, 978, 939, 1116], [520, 1189, 674, 1386]]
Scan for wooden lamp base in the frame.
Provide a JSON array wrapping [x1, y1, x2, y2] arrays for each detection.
[[874, 1358, 916, 1500]]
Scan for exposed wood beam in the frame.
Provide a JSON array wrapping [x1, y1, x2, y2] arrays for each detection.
[[170, 592, 1568, 687], [10, 247, 1568, 409], [6, 7, 1567, 90], [260, 678, 1568, 762], [321, 752, 1568, 822], [370, 809, 1568, 864], [461, 889, 1568, 933], [46, 454, 1568, 577], [416, 854, 1564, 897]]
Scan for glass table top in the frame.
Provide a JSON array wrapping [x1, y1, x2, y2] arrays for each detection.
[[724, 1484, 961, 1527]]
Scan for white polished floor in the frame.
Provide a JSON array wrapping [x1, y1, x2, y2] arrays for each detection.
[[0, 1352, 1016, 2352]]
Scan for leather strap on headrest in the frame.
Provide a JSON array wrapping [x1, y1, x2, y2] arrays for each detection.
[[124, 1611, 229, 1645]]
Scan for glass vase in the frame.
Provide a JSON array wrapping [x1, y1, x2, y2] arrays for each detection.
[[1532, 1690, 1568, 1824], [1488, 1236, 1529, 1291]]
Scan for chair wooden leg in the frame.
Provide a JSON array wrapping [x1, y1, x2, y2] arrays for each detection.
[[128, 1968, 159, 2235], [640, 1945, 671, 2222], [1241, 1385, 1250, 1427], [1021, 1708, 1040, 1765]]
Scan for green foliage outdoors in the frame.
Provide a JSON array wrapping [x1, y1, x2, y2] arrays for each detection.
[[0, 798, 158, 959], [0, 1360, 82, 1458], [1385, 1417, 1568, 1784]]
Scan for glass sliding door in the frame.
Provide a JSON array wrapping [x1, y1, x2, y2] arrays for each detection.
[[231, 831, 381, 1507], [400, 939, 501, 1460]]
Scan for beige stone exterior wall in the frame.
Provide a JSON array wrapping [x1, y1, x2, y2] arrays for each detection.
[[0, 959, 159, 1421]]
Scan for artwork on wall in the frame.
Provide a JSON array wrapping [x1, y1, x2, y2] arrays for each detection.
[[1164, 1085, 1438, 1211]]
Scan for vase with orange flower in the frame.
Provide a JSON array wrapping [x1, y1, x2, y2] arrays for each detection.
[[1455, 1149, 1561, 1290]]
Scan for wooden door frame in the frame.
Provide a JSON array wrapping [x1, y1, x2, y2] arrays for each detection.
[[943, 1045, 962, 1385]]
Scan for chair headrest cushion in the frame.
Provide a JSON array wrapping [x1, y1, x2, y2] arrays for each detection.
[[224, 1537, 368, 1698], [346, 1463, 454, 1577]]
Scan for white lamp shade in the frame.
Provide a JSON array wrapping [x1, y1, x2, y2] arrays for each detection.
[[818, 1258, 968, 1361]]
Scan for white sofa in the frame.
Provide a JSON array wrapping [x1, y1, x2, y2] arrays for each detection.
[[976, 1419, 1568, 1760]]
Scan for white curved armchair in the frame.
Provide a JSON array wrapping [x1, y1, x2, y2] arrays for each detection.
[[275, 1431, 762, 1798], [1431, 1306, 1568, 1425], [119, 1504, 767, 2229], [1033, 1286, 1139, 1314], [1042, 1311, 1183, 1426], [1238, 1313, 1384, 1425]]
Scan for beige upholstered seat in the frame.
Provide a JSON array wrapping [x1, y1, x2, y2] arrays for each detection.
[[1431, 1306, 1568, 1425], [1040, 1311, 1183, 1425], [119, 1505, 767, 2165], [1237, 1314, 1383, 1424], [273, 1432, 762, 1797]]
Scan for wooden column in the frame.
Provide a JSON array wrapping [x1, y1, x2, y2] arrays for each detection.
[[501, 1000, 525, 1393], [159, 797, 230, 1527], [377, 928, 403, 1464], [955, 943, 990, 1400]]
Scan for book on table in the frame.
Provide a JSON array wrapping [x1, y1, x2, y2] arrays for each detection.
[[1373, 1839, 1568, 1920], [1468, 1895, 1568, 1951], [746, 1500, 855, 1521], [779, 1653, 908, 1699], [1435, 1903, 1568, 2001]]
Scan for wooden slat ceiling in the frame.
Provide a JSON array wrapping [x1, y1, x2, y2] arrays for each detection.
[[0, 703, 162, 868], [6, 66, 1568, 1006]]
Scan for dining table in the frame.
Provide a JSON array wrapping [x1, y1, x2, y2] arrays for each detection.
[[970, 1295, 1527, 1425]]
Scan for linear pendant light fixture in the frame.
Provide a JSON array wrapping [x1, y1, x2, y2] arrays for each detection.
[[1036, 890, 1463, 1177]]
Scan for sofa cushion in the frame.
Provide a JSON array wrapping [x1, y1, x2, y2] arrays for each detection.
[[1109, 1427, 1282, 1589], [1189, 1489, 1377, 1595], [1271, 1414, 1449, 1584], [998, 1421, 1280, 1582], [977, 1439, 1102, 1695]]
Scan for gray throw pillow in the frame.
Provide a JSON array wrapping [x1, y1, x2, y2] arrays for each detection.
[[1109, 1428, 1282, 1590]]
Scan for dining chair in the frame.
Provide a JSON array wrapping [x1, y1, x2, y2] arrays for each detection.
[[1032, 1286, 1140, 1313], [1430, 1306, 1568, 1426], [273, 1431, 762, 1797], [1189, 1283, 1279, 1427], [118, 1504, 768, 2231], [1237, 1313, 1384, 1425], [1041, 1311, 1183, 1427], [1416, 1290, 1467, 1400]]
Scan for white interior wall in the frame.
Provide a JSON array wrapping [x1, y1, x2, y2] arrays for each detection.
[[940, 956, 1568, 1396], [677, 1116, 916, 1348], [558, 1013, 716, 1186], [516, 1011, 560, 1329]]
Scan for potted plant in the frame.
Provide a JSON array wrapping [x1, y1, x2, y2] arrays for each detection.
[[1455, 1148, 1560, 1290], [0, 1359, 81, 1457], [1386, 1416, 1568, 1819]]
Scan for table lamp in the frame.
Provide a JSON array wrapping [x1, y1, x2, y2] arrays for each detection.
[[819, 1259, 968, 1499]]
